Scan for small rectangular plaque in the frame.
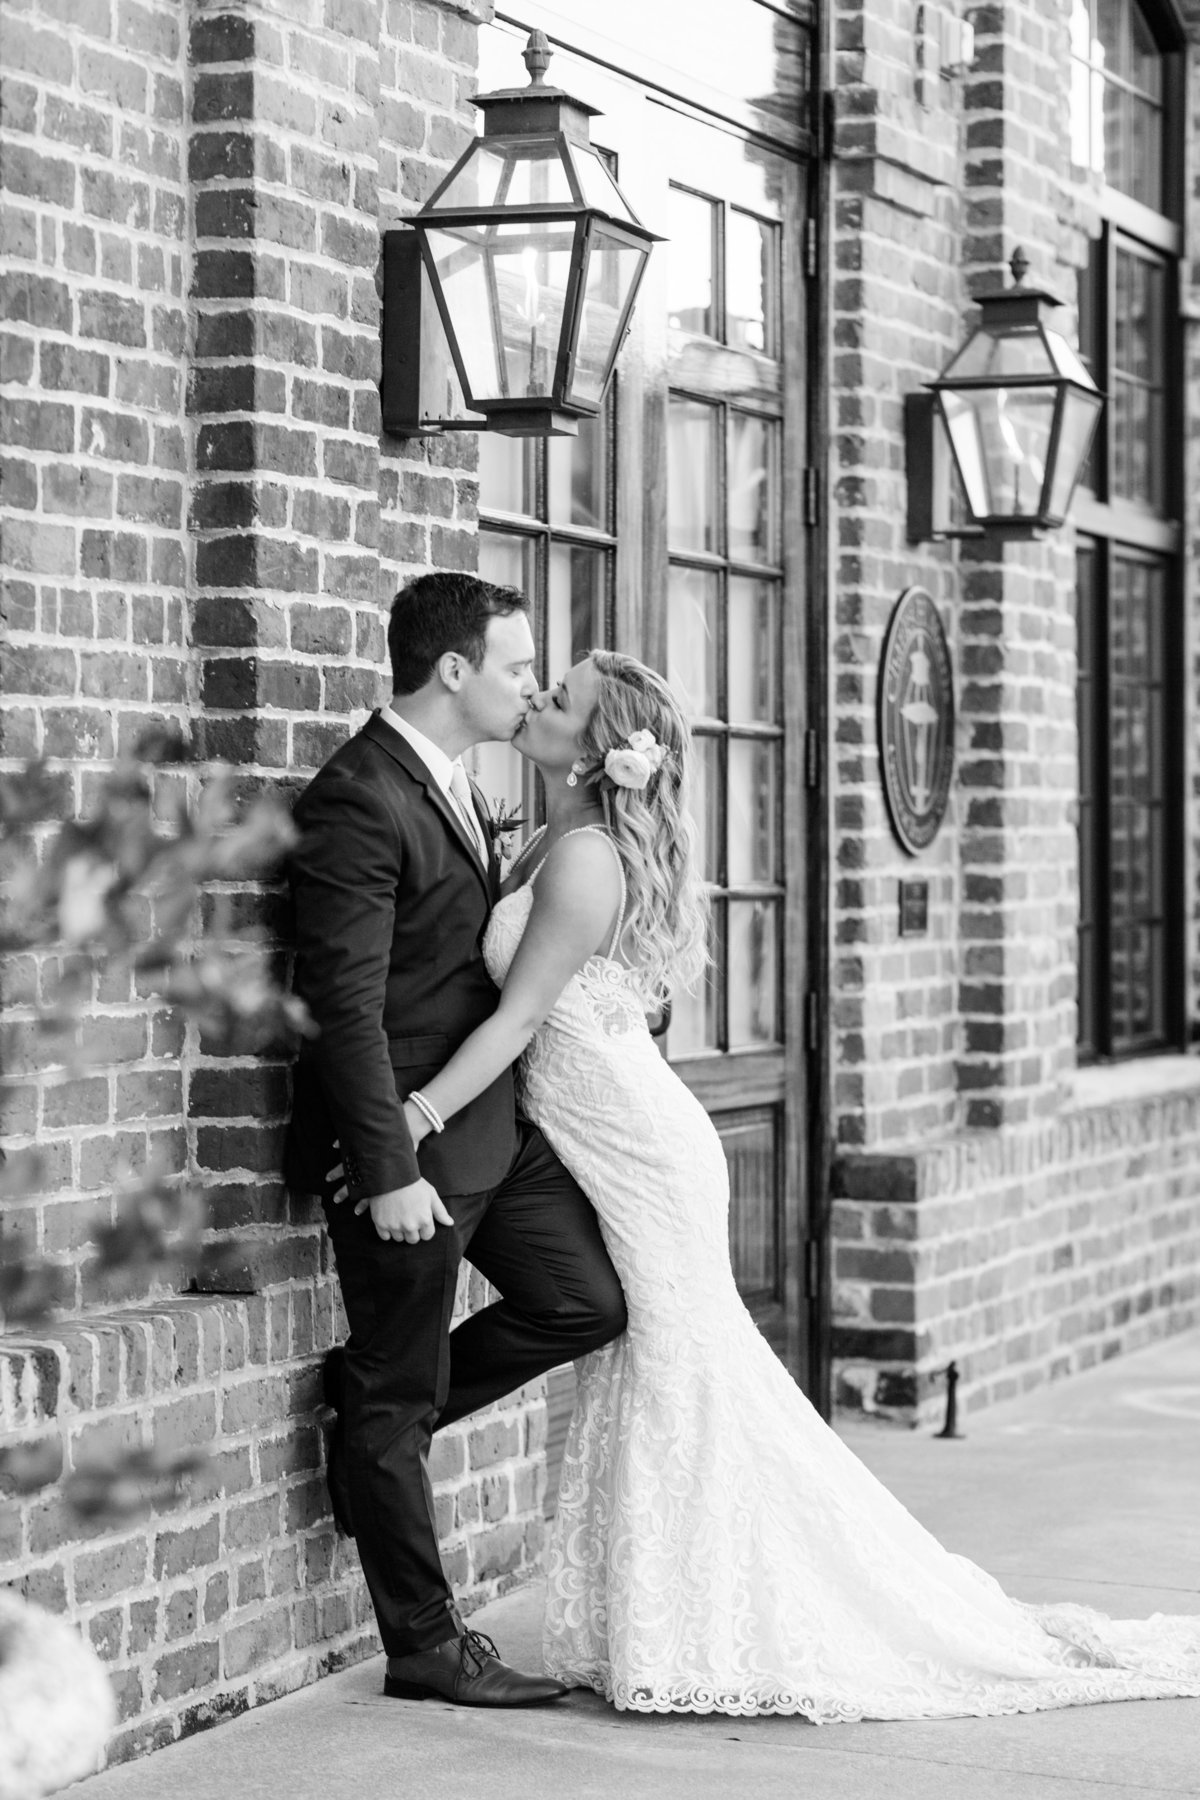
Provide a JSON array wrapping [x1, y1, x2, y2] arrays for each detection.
[[899, 878, 929, 937]]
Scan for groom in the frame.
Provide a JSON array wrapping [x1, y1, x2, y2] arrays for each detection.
[[283, 571, 626, 1705]]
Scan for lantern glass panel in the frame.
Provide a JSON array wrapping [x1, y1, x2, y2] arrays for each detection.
[[943, 384, 1057, 518], [432, 137, 574, 211], [428, 220, 578, 405], [940, 325, 1057, 382], [566, 223, 646, 407], [1046, 386, 1104, 520], [571, 147, 641, 224], [938, 391, 989, 517], [1045, 327, 1094, 387], [424, 225, 502, 399]]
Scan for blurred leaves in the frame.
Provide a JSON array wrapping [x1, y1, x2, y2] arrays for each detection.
[[0, 733, 312, 1525], [0, 1435, 64, 1495], [66, 1445, 207, 1523]]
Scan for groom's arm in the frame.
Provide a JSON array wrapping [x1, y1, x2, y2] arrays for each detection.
[[290, 773, 421, 1196]]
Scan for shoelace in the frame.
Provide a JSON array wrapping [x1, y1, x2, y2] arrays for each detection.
[[457, 1628, 500, 1681]]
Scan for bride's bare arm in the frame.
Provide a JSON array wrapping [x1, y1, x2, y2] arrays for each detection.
[[410, 832, 621, 1139]]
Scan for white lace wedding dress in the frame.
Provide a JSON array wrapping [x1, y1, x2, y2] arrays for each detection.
[[483, 827, 1200, 1721]]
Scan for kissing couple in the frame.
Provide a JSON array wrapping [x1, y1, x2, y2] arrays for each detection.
[[285, 571, 1199, 1720]]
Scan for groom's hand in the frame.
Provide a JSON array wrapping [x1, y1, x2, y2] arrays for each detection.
[[366, 1178, 454, 1244], [326, 1162, 453, 1243]]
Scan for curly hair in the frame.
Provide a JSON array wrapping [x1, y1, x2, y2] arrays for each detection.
[[574, 650, 709, 1006]]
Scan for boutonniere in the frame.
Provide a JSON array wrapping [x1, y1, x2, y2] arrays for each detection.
[[484, 797, 527, 865]]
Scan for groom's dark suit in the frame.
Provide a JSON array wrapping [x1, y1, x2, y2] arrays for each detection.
[[284, 711, 625, 1656]]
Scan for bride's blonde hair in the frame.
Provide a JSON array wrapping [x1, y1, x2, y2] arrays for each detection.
[[575, 650, 708, 1006]]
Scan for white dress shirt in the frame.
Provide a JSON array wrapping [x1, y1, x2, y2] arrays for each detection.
[[378, 704, 487, 863]]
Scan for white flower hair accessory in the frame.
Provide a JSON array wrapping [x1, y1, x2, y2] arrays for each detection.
[[603, 730, 667, 791]]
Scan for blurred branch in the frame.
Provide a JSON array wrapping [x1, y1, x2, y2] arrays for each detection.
[[0, 732, 311, 1525]]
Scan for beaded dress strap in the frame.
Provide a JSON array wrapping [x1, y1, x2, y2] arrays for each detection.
[[527, 825, 627, 960], [506, 824, 547, 878]]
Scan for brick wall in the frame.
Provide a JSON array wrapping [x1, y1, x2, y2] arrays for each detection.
[[1, 0, 193, 1310], [1, 0, 549, 1765], [832, 1068, 1200, 1420], [825, 0, 1200, 1411], [0, 1283, 544, 1763]]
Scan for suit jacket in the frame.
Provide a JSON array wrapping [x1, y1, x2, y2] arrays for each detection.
[[283, 711, 516, 1200]]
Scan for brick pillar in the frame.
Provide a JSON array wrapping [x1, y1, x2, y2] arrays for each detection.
[[0, 0, 192, 1307], [376, 0, 485, 594], [954, 0, 1085, 1127], [827, 1, 964, 1153], [186, 2, 386, 1286]]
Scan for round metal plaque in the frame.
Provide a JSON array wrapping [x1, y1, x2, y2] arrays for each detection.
[[878, 586, 955, 856]]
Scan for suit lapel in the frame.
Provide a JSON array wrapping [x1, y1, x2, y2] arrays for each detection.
[[467, 776, 502, 900], [362, 713, 492, 900]]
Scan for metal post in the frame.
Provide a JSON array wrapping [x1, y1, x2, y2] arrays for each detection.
[[934, 1358, 964, 1439]]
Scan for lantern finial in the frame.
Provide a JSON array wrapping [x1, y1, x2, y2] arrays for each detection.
[[1009, 246, 1030, 287], [522, 29, 552, 87]]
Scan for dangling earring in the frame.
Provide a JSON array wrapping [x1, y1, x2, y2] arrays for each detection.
[[567, 758, 585, 789]]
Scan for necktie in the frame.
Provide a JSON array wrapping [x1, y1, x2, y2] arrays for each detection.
[[448, 762, 487, 864]]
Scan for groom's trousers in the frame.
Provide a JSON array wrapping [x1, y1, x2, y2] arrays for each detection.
[[320, 1120, 626, 1658]]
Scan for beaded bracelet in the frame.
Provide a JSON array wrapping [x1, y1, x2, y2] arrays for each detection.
[[408, 1089, 445, 1134]]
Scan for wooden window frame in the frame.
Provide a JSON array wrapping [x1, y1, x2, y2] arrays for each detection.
[[1073, 0, 1186, 1062]]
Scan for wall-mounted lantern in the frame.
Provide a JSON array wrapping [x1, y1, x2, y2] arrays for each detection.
[[381, 30, 660, 439], [906, 249, 1103, 542]]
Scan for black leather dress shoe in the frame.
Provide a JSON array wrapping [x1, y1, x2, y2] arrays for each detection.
[[383, 1630, 569, 1706]]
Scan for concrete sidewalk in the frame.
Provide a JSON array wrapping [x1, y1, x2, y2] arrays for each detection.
[[76, 1331, 1200, 1800]]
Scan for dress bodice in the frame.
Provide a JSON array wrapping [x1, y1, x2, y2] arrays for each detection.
[[483, 834, 649, 1043]]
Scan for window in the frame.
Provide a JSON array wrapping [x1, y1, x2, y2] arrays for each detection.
[[1071, 0, 1183, 1059], [664, 182, 786, 1057], [474, 407, 616, 815]]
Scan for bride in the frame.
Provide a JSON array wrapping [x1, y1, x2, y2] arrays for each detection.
[[352, 647, 1200, 1721]]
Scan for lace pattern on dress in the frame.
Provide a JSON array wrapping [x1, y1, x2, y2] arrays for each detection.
[[481, 862, 1200, 1723]]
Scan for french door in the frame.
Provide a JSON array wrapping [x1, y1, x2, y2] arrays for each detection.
[[473, 8, 820, 1462]]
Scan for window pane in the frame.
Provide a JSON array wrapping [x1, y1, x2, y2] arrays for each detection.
[[468, 736, 524, 819], [1107, 554, 1168, 1054], [719, 1109, 780, 1300], [727, 578, 779, 723], [479, 529, 534, 594], [688, 731, 723, 885], [547, 409, 609, 530], [727, 211, 777, 357], [728, 737, 779, 886], [548, 543, 608, 680], [668, 905, 721, 1054], [475, 532, 535, 815], [728, 899, 779, 1046], [479, 433, 535, 516], [728, 412, 778, 564], [1111, 246, 1165, 512], [667, 565, 720, 721], [667, 187, 717, 339], [1070, 0, 1165, 208], [668, 398, 721, 553]]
